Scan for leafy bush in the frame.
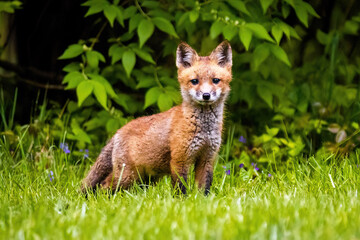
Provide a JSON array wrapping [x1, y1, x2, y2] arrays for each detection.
[[1, 0, 360, 163]]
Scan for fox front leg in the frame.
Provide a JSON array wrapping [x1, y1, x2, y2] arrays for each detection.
[[195, 153, 217, 195], [170, 156, 192, 195]]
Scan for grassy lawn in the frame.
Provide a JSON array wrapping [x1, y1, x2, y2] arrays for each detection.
[[1, 146, 360, 239]]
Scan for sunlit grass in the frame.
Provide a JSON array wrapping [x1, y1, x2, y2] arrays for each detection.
[[1, 143, 360, 239]]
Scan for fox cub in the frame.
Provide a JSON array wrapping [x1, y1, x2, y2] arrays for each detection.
[[81, 41, 232, 195]]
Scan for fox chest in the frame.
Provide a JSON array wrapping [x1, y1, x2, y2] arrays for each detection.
[[186, 114, 222, 156]]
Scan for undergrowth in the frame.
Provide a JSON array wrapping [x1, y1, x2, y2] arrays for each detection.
[[1, 134, 360, 239]]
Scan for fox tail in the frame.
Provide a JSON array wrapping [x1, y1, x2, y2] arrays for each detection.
[[81, 138, 114, 193]]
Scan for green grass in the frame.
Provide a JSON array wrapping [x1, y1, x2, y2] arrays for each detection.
[[1, 142, 360, 240]]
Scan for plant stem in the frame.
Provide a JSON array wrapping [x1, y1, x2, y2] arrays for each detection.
[[90, 22, 108, 50], [153, 67, 163, 89], [134, 0, 151, 20]]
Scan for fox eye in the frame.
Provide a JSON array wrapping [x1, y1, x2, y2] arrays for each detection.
[[190, 79, 199, 85], [212, 78, 221, 84]]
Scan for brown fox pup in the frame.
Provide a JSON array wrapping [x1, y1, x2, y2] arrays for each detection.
[[81, 41, 232, 195]]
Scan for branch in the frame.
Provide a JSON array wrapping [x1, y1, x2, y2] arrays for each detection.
[[0, 74, 65, 90], [90, 22, 108, 50], [0, 60, 65, 90], [134, 0, 151, 20]]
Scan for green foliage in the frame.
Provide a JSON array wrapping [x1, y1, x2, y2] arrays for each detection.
[[0, 0, 22, 14], [34, 0, 360, 161]]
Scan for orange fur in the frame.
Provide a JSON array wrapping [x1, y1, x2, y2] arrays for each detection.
[[81, 41, 232, 195]]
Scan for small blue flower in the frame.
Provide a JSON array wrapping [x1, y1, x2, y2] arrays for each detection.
[[60, 143, 70, 154], [84, 149, 89, 158], [239, 136, 246, 143], [239, 163, 244, 168], [48, 171, 54, 182], [225, 170, 230, 175], [251, 163, 259, 171], [80, 149, 89, 158], [268, 173, 272, 177]]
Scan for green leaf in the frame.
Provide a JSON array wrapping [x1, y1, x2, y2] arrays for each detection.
[[189, 10, 199, 23], [106, 118, 121, 133], [86, 51, 105, 68], [123, 6, 137, 19], [120, 32, 135, 42], [165, 86, 181, 104], [91, 81, 108, 110], [58, 44, 84, 59], [352, 122, 359, 129], [88, 74, 117, 98], [63, 72, 86, 89], [239, 26, 252, 50], [137, 19, 155, 48], [279, 22, 291, 39], [113, 93, 129, 111], [66, 78, 84, 90], [289, 26, 301, 40], [76, 81, 93, 107], [132, 48, 155, 64], [316, 30, 330, 45], [0, 3, 13, 13], [177, 12, 190, 28], [210, 21, 225, 39], [142, 1, 160, 9], [266, 126, 280, 137], [282, 3, 290, 18], [115, 7, 124, 27], [104, 5, 117, 27], [84, 0, 107, 17], [240, 84, 256, 108], [227, 0, 250, 16], [144, 87, 162, 109], [252, 44, 270, 70], [344, 20, 359, 35], [63, 62, 81, 72], [86, 51, 99, 68], [271, 25, 283, 44], [223, 25, 237, 41], [96, 51, 105, 62], [293, 3, 308, 27], [72, 127, 92, 144], [260, 0, 273, 14], [303, 2, 320, 18], [0, 1, 21, 13], [157, 93, 173, 111], [257, 84, 273, 108], [246, 23, 274, 43], [122, 50, 136, 77], [82, 0, 107, 7], [109, 45, 125, 65], [63, 71, 83, 84], [129, 14, 144, 33], [136, 77, 156, 89], [152, 17, 179, 38], [269, 45, 291, 66]]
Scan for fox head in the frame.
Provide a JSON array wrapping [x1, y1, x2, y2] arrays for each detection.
[[176, 41, 232, 106]]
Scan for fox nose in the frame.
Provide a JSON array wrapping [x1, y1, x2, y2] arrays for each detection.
[[202, 93, 211, 100]]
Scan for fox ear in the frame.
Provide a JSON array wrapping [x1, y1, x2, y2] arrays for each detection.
[[176, 42, 198, 68], [210, 41, 232, 67]]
